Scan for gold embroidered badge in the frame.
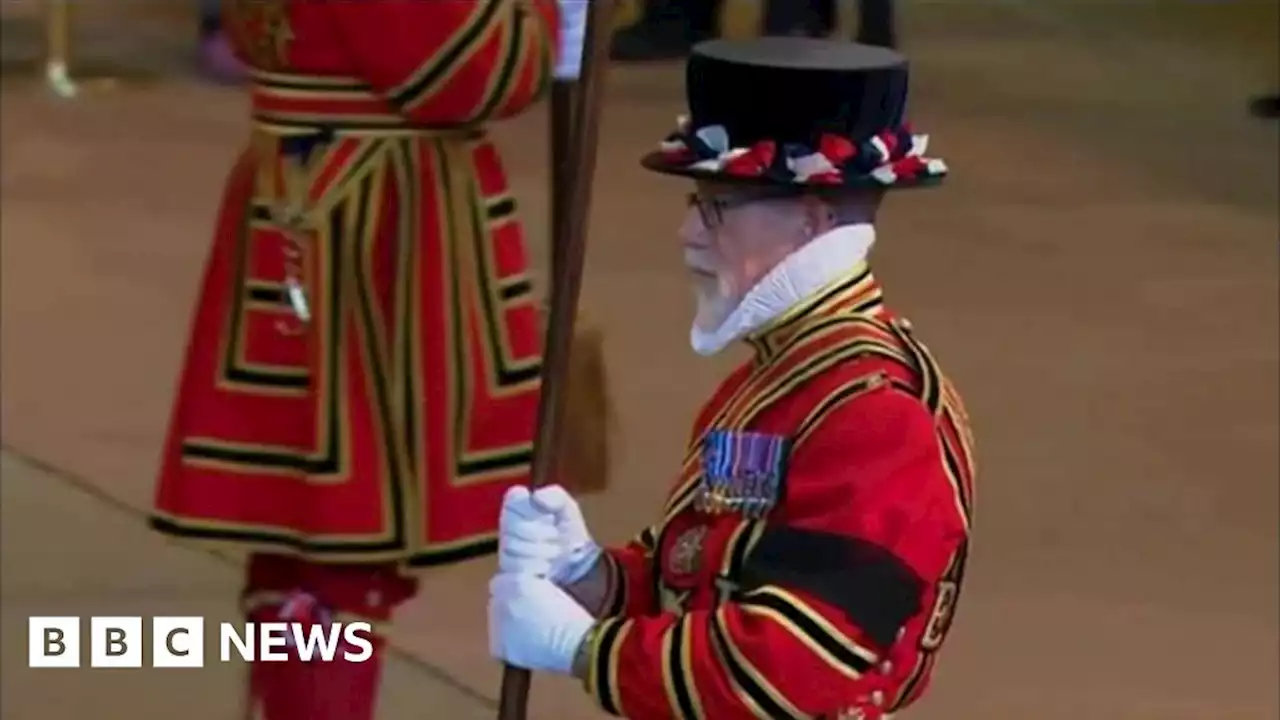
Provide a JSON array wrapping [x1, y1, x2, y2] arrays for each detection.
[[665, 525, 707, 578], [225, 0, 293, 70]]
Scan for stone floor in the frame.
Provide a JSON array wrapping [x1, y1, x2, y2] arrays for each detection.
[[0, 450, 500, 720], [1, 2, 1277, 719]]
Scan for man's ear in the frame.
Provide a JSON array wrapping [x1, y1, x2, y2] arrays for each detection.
[[801, 195, 836, 236]]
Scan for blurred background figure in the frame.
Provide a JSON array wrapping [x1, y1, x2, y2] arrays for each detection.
[[610, 0, 717, 61], [610, 0, 896, 61], [763, 0, 896, 45], [854, 0, 896, 47], [1250, 92, 1280, 119], [761, 0, 835, 38], [196, 0, 244, 82]]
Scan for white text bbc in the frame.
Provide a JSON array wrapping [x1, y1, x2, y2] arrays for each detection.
[[28, 617, 374, 668]]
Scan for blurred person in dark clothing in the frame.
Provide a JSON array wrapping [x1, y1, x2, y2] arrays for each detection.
[[611, 0, 897, 62], [611, 0, 718, 61], [1249, 93, 1280, 119], [771, 0, 895, 46], [855, 0, 897, 47], [762, 0, 835, 37], [198, 0, 245, 82]]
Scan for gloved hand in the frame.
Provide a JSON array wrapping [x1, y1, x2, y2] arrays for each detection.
[[488, 573, 595, 675], [497, 485, 601, 585], [555, 0, 588, 80]]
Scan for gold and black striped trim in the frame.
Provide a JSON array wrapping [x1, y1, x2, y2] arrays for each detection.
[[388, 1, 506, 112], [348, 171, 415, 556], [791, 370, 890, 450], [468, 4, 525, 122], [938, 418, 975, 526], [248, 70, 369, 91], [635, 525, 659, 553], [387, 138, 422, 542], [709, 607, 806, 719], [662, 615, 704, 720], [739, 585, 878, 680], [439, 145, 541, 391], [430, 143, 537, 480], [487, 194, 518, 222], [585, 617, 632, 717], [498, 277, 533, 301], [745, 264, 884, 363], [886, 319, 942, 416], [526, 0, 555, 101], [220, 203, 309, 389], [188, 196, 351, 475], [714, 520, 763, 603], [891, 543, 969, 711]]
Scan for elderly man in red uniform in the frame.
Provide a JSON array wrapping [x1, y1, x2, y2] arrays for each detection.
[[490, 38, 975, 719], [149, 1, 597, 719]]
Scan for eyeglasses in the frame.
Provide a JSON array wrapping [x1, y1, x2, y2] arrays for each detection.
[[686, 188, 801, 228]]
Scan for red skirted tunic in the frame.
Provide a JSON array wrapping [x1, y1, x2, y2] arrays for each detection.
[[584, 268, 976, 719], [151, 0, 558, 566]]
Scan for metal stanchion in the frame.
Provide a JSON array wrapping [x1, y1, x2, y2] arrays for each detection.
[[44, 0, 78, 96], [42, 0, 136, 99]]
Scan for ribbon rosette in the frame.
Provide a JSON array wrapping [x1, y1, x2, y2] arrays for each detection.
[[722, 140, 777, 178], [654, 115, 948, 186], [276, 590, 342, 653], [869, 133, 949, 185]]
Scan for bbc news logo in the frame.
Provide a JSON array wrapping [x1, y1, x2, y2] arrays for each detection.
[[28, 617, 374, 668]]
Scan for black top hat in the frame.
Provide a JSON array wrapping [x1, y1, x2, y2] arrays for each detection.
[[640, 38, 947, 190]]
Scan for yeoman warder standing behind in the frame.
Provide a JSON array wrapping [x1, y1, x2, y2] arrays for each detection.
[[489, 38, 976, 719], [150, 1, 607, 719]]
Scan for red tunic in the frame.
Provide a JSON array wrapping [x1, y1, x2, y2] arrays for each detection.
[[584, 268, 976, 719], [151, 0, 559, 565]]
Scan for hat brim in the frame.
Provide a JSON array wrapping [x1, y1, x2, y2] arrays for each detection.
[[639, 151, 946, 191]]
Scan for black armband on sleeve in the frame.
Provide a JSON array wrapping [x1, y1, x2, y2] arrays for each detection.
[[737, 525, 926, 649]]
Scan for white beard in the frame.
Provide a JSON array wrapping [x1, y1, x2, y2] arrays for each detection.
[[690, 275, 738, 334], [688, 224, 877, 357]]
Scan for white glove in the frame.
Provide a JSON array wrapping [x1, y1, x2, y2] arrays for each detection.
[[498, 486, 560, 578], [498, 485, 601, 585], [488, 573, 595, 675], [555, 0, 588, 80]]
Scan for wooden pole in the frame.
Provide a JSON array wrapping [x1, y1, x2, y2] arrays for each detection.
[[549, 81, 576, 279], [495, 0, 616, 716]]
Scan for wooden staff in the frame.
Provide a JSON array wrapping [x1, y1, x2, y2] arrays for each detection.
[[549, 81, 575, 279], [495, 0, 616, 717]]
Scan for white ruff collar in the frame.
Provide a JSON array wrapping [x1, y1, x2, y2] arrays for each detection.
[[690, 224, 876, 356]]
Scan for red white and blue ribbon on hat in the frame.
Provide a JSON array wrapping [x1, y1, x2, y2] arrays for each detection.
[[657, 115, 948, 186]]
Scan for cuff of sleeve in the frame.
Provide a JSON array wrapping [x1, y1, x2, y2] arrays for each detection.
[[600, 552, 627, 617], [583, 616, 633, 717]]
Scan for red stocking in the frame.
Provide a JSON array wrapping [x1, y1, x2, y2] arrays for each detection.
[[241, 553, 418, 720]]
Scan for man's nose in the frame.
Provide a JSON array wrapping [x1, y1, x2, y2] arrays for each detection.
[[678, 208, 708, 244]]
